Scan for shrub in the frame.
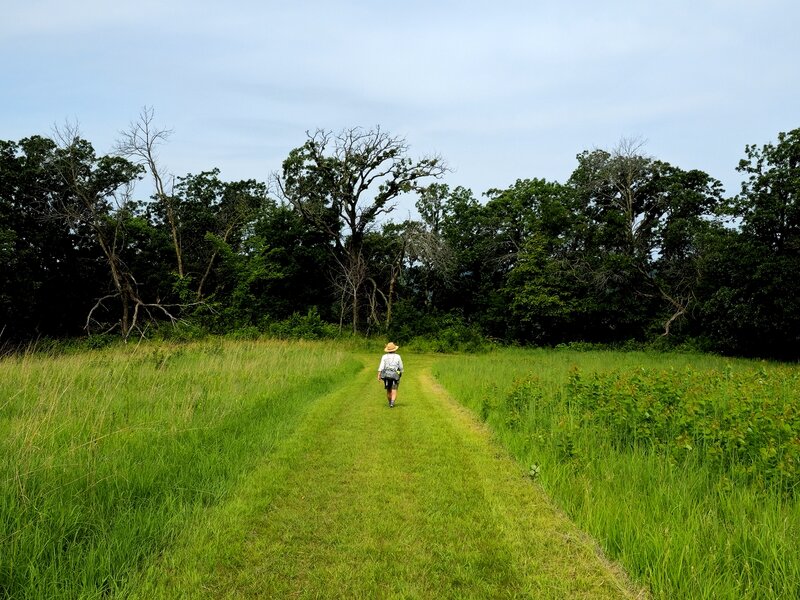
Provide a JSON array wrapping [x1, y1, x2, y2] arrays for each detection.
[[226, 326, 261, 341], [405, 315, 494, 353], [567, 366, 800, 494], [265, 307, 338, 340]]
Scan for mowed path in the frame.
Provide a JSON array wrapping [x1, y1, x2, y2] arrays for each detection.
[[133, 355, 645, 599]]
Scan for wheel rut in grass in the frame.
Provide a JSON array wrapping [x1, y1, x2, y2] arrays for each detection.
[[134, 355, 646, 599]]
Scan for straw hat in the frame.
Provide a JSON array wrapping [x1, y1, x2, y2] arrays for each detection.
[[384, 342, 399, 353]]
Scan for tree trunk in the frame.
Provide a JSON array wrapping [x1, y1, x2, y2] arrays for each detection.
[[153, 170, 183, 279], [352, 285, 358, 334], [120, 291, 130, 337], [196, 225, 233, 301], [386, 269, 397, 329]]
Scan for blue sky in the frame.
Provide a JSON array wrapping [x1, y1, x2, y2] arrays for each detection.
[[2, 0, 798, 213]]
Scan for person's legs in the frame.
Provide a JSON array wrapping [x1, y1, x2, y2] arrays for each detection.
[[383, 379, 399, 407], [384, 378, 392, 404]]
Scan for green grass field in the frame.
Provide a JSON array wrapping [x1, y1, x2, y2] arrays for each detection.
[[431, 348, 800, 599], [2, 340, 797, 598], [0, 339, 361, 598], [126, 354, 640, 598]]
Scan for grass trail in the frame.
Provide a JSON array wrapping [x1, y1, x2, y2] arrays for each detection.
[[129, 354, 645, 598]]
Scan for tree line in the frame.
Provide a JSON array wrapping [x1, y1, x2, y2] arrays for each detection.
[[1, 109, 798, 358]]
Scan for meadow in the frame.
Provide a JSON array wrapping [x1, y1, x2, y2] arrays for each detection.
[[2, 340, 798, 598], [0, 339, 360, 598], [431, 348, 800, 599]]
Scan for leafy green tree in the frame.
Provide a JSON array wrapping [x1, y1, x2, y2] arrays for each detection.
[[733, 128, 800, 250], [275, 127, 446, 333], [0, 136, 108, 340], [567, 140, 723, 340], [435, 185, 484, 317], [698, 128, 800, 357], [434, 179, 585, 341], [205, 199, 332, 329], [647, 167, 724, 335], [497, 179, 595, 342], [167, 169, 268, 301], [463, 181, 540, 339]]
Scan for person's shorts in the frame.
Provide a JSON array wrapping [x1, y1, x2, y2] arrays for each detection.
[[382, 377, 400, 390]]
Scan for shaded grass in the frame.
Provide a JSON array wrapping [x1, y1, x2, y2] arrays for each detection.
[[430, 348, 800, 599], [0, 339, 360, 599]]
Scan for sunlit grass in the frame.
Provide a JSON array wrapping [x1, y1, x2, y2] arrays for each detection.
[[7, 341, 790, 598], [126, 353, 641, 599], [0, 339, 360, 598], [431, 348, 800, 599]]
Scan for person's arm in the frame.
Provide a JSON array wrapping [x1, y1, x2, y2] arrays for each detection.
[[397, 355, 404, 374], [377, 355, 385, 380]]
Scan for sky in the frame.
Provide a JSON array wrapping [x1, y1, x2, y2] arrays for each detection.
[[2, 0, 798, 216]]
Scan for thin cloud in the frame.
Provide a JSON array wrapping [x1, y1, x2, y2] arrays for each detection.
[[1, 0, 798, 202]]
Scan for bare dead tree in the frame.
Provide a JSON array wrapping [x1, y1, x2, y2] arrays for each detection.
[[362, 220, 457, 330], [366, 277, 389, 334], [52, 122, 190, 340], [115, 107, 183, 278], [403, 221, 456, 309], [328, 251, 368, 334]]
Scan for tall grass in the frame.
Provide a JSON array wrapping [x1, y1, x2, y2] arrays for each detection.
[[0, 338, 361, 599], [431, 348, 800, 599]]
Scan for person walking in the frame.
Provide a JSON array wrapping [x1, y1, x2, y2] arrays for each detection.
[[377, 342, 403, 408]]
